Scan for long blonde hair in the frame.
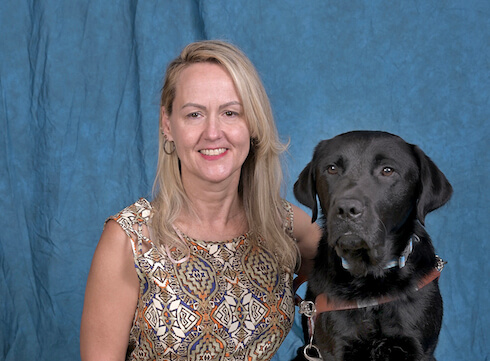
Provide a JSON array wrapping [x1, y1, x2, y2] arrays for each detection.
[[152, 40, 299, 269]]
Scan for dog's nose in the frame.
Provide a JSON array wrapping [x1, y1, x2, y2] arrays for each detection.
[[336, 198, 364, 219]]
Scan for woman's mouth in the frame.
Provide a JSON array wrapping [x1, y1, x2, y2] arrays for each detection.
[[199, 148, 227, 156]]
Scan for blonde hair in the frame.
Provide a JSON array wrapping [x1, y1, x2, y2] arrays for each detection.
[[152, 40, 299, 269]]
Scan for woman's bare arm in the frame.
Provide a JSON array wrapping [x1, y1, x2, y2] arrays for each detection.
[[291, 204, 321, 278], [80, 220, 139, 361]]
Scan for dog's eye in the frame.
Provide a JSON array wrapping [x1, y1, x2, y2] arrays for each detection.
[[327, 165, 338, 175], [381, 167, 394, 176]]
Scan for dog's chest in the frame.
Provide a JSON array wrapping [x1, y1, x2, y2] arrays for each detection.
[[319, 302, 405, 338]]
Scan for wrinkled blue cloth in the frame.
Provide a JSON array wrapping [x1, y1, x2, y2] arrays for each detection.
[[0, 1, 488, 360]]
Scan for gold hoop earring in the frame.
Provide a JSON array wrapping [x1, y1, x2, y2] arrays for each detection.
[[163, 138, 176, 155]]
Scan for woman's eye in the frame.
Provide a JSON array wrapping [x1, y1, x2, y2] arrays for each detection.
[[381, 167, 394, 176], [327, 165, 338, 175], [187, 112, 200, 118], [224, 110, 237, 117]]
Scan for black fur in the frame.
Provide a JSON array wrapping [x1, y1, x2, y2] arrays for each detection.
[[292, 131, 452, 361]]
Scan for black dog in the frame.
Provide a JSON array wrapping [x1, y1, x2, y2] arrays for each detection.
[[293, 131, 452, 361]]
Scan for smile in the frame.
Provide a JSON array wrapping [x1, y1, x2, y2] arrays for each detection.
[[199, 148, 227, 156]]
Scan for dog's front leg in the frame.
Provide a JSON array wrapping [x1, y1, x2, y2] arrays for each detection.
[[342, 336, 423, 361]]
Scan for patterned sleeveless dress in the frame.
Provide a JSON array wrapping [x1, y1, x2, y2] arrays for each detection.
[[108, 198, 296, 361]]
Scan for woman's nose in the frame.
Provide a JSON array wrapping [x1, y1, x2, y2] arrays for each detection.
[[203, 116, 222, 139]]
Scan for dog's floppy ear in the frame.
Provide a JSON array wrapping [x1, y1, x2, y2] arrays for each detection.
[[294, 161, 319, 222], [414, 145, 453, 225]]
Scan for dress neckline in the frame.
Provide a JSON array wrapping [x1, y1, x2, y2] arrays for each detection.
[[173, 225, 251, 245]]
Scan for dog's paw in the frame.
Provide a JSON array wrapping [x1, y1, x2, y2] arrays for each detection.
[[371, 337, 421, 361], [343, 337, 422, 361]]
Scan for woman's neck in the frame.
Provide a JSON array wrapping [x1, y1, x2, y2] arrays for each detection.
[[175, 180, 248, 242]]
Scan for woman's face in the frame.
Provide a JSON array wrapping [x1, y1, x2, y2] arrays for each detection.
[[162, 62, 251, 189]]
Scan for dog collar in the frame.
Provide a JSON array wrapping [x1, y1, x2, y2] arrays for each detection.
[[299, 256, 445, 316], [297, 255, 446, 313], [341, 234, 419, 270]]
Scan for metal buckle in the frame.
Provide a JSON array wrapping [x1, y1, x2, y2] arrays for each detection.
[[299, 300, 316, 318], [435, 255, 447, 272]]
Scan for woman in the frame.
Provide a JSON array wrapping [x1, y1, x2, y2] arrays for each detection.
[[80, 40, 320, 361]]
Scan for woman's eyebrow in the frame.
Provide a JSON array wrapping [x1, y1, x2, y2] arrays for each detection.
[[181, 101, 243, 111], [219, 101, 242, 110], [181, 102, 206, 110]]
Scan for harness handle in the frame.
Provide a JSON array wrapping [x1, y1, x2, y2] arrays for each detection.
[[298, 300, 323, 360]]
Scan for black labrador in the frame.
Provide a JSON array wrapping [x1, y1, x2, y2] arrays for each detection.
[[293, 131, 452, 361]]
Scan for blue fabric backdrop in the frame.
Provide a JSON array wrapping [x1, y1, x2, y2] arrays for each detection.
[[1, 1, 488, 360]]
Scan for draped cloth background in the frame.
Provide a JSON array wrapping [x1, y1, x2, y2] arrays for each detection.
[[1, 1, 488, 360]]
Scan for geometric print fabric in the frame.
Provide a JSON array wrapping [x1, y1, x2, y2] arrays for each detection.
[[109, 198, 296, 361]]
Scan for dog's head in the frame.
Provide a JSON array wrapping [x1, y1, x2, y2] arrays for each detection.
[[294, 131, 452, 276]]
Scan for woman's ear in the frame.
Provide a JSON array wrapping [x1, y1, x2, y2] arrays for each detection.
[[160, 106, 173, 140]]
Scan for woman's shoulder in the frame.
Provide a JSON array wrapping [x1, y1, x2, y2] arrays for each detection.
[[281, 199, 294, 239], [107, 198, 152, 226], [103, 198, 153, 241], [281, 198, 293, 212]]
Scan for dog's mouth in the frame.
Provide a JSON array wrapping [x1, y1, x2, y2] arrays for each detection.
[[336, 234, 368, 251], [334, 233, 382, 276], [335, 234, 369, 263]]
